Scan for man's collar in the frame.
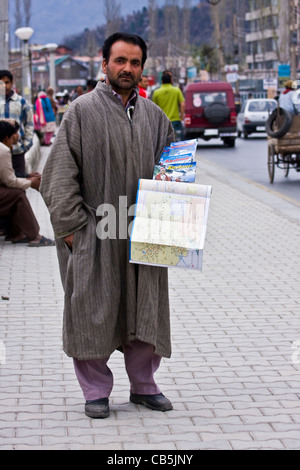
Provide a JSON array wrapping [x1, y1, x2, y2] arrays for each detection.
[[111, 87, 137, 109], [6, 90, 17, 101]]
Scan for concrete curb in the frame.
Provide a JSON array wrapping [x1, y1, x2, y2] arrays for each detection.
[[25, 133, 41, 174]]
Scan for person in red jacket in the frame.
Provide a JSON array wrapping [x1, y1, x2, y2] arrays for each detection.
[[138, 75, 149, 98]]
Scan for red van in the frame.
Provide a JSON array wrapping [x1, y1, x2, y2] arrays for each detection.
[[184, 82, 237, 147]]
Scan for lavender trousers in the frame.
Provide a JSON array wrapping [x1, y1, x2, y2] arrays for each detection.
[[73, 340, 162, 401]]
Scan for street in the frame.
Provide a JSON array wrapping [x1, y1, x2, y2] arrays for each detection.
[[2, 142, 300, 450], [1, 143, 300, 450], [196, 135, 300, 205]]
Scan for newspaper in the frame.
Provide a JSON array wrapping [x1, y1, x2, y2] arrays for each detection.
[[129, 179, 212, 270]]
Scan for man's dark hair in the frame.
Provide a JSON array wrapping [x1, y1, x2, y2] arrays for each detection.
[[0, 120, 20, 142], [0, 70, 13, 82], [102, 32, 147, 67], [162, 72, 172, 84]]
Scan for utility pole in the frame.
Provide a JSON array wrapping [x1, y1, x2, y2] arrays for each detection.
[[0, 0, 9, 69], [206, 0, 226, 80], [290, 0, 297, 80], [148, 0, 158, 77]]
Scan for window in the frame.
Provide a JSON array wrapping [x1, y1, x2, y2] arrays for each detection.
[[192, 92, 227, 108], [248, 100, 276, 112]]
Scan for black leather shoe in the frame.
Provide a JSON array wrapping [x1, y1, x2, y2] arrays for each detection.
[[85, 397, 109, 419], [130, 393, 173, 411]]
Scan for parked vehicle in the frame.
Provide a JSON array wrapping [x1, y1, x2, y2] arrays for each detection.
[[183, 82, 237, 147], [237, 98, 277, 139]]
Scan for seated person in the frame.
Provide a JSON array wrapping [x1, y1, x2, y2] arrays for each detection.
[[279, 81, 300, 170], [0, 120, 54, 246], [279, 80, 300, 115]]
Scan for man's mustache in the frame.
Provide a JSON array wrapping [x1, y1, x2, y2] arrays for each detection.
[[119, 72, 134, 79]]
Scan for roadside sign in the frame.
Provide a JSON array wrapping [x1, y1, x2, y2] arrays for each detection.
[[226, 72, 238, 83], [58, 79, 86, 86], [278, 64, 290, 88], [278, 64, 290, 77], [263, 78, 278, 90], [224, 64, 239, 72], [187, 66, 197, 79]]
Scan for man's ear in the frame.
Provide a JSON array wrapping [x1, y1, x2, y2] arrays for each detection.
[[102, 58, 108, 74], [2, 136, 9, 146]]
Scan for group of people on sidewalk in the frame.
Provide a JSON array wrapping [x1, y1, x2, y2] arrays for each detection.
[[0, 69, 54, 246], [34, 88, 57, 146]]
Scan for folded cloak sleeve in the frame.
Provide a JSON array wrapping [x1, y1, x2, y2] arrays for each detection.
[[40, 104, 88, 239]]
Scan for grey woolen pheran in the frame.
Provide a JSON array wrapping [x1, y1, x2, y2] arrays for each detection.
[[40, 81, 175, 360]]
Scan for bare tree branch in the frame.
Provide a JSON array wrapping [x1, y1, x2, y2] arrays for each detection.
[[104, 0, 121, 38], [23, 0, 31, 27]]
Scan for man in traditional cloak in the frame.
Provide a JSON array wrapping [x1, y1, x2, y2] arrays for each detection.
[[40, 33, 175, 418]]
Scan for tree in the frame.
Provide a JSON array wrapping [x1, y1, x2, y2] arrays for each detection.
[[208, 0, 225, 79], [205, 0, 250, 76], [104, 0, 121, 39], [164, 0, 179, 52], [23, 0, 31, 27], [87, 29, 97, 79], [182, 0, 191, 51], [148, 0, 158, 55], [193, 43, 219, 75], [14, 0, 22, 49]]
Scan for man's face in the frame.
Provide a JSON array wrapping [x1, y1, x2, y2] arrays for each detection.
[[102, 41, 144, 93], [140, 76, 148, 89], [3, 132, 18, 150], [12, 131, 19, 146], [0, 76, 13, 96]]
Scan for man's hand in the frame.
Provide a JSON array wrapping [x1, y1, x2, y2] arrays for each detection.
[[64, 234, 74, 249], [28, 175, 41, 191]]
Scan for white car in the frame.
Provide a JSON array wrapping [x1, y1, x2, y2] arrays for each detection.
[[237, 98, 277, 138]]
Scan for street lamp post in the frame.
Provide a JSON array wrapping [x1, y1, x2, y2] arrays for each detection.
[[0, 79, 5, 105], [15, 27, 34, 104], [43, 43, 58, 91], [0, 0, 9, 69]]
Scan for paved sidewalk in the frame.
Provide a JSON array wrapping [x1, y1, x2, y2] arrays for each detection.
[[0, 146, 300, 450]]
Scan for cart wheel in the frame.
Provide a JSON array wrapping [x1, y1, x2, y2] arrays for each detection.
[[268, 144, 275, 183], [282, 155, 290, 177]]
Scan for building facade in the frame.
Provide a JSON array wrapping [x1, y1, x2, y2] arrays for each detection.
[[245, 0, 299, 81]]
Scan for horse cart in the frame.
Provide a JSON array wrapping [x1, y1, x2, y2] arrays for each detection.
[[266, 111, 300, 183]]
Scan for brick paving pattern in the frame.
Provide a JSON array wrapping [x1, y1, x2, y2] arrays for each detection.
[[0, 146, 300, 450]]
